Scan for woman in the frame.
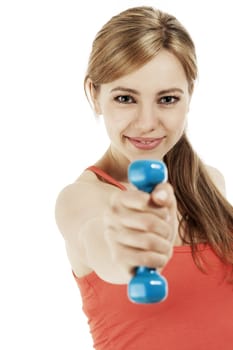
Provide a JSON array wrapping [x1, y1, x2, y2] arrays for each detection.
[[55, 6, 233, 350]]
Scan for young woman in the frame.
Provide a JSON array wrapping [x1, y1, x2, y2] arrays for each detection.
[[55, 6, 233, 350]]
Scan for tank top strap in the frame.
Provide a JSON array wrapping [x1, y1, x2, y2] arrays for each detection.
[[86, 166, 127, 191]]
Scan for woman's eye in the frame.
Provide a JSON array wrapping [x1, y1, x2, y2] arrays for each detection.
[[159, 96, 179, 105], [114, 95, 135, 104]]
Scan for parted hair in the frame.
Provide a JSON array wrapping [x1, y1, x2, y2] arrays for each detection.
[[84, 6, 233, 278]]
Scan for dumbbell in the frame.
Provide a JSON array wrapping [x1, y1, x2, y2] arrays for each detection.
[[127, 159, 168, 304]]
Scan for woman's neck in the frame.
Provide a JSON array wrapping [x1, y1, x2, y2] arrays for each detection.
[[95, 147, 130, 183]]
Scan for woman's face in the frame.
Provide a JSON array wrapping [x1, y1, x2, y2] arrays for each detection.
[[93, 49, 191, 164]]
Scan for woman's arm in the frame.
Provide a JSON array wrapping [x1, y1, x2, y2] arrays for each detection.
[[55, 171, 178, 284], [55, 176, 129, 283]]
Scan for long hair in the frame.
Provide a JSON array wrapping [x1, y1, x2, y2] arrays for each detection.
[[165, 135, 233, 277], [84, 6, 233, 277]]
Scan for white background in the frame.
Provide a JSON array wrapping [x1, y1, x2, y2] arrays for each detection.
[[1, 0, 232, 349]]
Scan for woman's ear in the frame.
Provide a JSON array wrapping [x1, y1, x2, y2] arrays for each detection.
[[86, 78, 102, 115]]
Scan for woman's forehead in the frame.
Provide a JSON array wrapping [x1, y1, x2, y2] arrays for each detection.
[[101, 50, 189, 94]]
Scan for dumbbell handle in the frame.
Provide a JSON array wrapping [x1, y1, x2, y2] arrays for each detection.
[[127, 159, 168, 304]]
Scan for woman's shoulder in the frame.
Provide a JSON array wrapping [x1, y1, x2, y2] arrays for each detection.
[[205, 164, 226, 196], [55, 167, 119, 227], [56, 169, 109, 210]]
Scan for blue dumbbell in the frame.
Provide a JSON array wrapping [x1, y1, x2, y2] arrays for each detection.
[[127, 159, 168, 304]]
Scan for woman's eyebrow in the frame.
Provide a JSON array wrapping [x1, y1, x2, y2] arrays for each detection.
[[157, 88, 184, 96], [110, 87, 140, 95], [110, 86, 184, 95]]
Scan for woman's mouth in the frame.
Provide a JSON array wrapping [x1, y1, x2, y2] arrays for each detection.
[[126, 136, 165, 150]]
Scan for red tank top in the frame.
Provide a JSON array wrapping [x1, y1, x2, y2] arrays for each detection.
[[73, 166, 233, 350]]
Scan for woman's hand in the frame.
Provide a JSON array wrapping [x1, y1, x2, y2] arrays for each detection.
[[103, 183, 178, 279]]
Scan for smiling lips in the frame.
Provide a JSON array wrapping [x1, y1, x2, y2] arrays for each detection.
[[126, 136, 165, 150]]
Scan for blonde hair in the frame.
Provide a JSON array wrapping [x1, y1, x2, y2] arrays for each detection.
[[85, 6, 197, 94], [85, 6, 233, 279]]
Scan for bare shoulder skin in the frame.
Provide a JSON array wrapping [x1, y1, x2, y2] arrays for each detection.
[[205, 165, 226, 196]]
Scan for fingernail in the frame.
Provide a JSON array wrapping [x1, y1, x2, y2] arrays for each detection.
[[155, 190, 167, 201]]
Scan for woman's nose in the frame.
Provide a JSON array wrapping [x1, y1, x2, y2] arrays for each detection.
[[134, 104, 160, 132]]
